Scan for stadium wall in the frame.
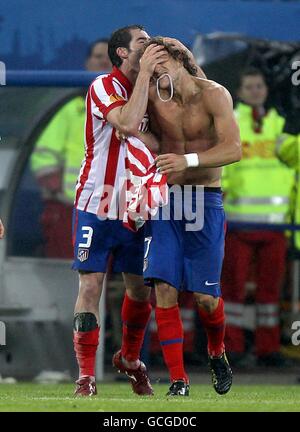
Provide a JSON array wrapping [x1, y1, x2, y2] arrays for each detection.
[[0, 0, 300, 70]]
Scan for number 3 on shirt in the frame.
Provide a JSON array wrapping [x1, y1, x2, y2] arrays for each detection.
[[79, 226, 93, 248]]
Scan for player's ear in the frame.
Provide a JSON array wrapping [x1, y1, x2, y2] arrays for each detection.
[[116, 47, 129, 61]]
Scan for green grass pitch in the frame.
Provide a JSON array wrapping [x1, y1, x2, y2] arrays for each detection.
[[0, 383, 300, 412]]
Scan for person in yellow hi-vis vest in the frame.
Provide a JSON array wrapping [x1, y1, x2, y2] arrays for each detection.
[[31, 40, 111, 258], [221, 67, 295, 367], [276, 133, 300, 251]]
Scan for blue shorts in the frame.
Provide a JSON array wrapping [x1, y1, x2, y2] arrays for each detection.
[[144, 187, 225, 297], [72, 209, 144, 275]]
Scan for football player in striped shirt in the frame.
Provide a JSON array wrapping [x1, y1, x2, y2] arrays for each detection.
[[72, 25, 167, 397]]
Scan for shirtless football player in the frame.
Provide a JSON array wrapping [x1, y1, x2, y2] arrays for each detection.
[[141, 37, 242, 396]]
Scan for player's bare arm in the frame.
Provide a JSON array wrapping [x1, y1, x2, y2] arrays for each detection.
[[107, 45, 168, 135], [156, 83, 241, 174], [196, 84, 241, 167], [115, 129, 160, 153], [0, 219, 5, 239], [135, 130, 160, 153]]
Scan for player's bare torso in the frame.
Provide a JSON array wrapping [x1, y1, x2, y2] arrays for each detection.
[[148, 77, 222, 186]]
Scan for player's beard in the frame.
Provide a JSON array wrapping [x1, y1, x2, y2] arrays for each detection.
[[131, 48, 144, 73]]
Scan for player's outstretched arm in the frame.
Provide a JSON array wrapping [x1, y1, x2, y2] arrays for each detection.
[[0, 219, 5, 239]]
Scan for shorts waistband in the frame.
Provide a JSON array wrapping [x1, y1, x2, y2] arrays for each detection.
[[204, 187, 222, 194], [167, 184, 222, 194]]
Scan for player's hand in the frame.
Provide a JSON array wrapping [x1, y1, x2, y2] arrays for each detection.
[[139, 44, 168, 76], [116, 130, 127, 141], [155, 153, 188, 174], [0, 219, 5, 239], [163, 37, 193, 59], [162, 37, 206, 78]]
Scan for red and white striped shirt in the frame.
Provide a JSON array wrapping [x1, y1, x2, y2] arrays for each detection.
[[74, 66, 149, 218], [123, 136, 168, 231], [75, 67, 146, 219]]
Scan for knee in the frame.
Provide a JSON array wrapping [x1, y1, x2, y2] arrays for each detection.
[[127, 284, 151, 302], [155, 281, 178, 307], [124, 273, 151, 302], [194, 293, 219, 313]]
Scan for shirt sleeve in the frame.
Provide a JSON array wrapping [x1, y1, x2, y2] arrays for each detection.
[[89, 76, 127, 120]]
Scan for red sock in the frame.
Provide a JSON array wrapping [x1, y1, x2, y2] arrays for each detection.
[[73, 327, 99, 377], [121, 293, 152, 362], [156, 305, 188, 383], [198, 297, 225, 357]]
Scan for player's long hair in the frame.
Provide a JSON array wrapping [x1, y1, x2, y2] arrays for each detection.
[[141, 37, 198, 77]]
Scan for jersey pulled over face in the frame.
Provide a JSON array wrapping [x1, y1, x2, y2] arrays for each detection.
[[148, 74, 223, 187]]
